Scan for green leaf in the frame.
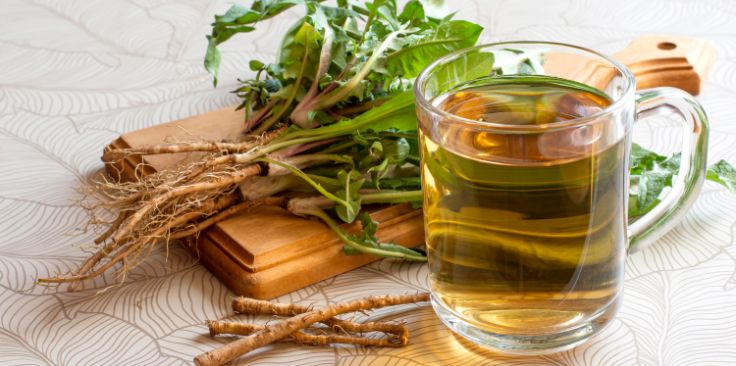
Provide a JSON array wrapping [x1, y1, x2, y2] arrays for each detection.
[[359, 211, 379, 237], [367, 159, 390, 185], [334, 170, 364, 223], [629, 151, 680, 218], [398, 0, 425, 23], [216, 25, 257, 44], [205, 1, 307, 83], [342, 212, 426, 259], [249, 60, 265, 71], [382, 137, 410, 163], [373, 242, 427, 257], [281, 21, 323, 80], [630, 143, 666, 175], [369, 140, 383, 157], [376, 2, 401, 30], [634, 174, 666, 216], [352, 130, 379, 146], [492, 48, 545, 75], [427, 50, 495, 93], [707, 160, 736, 193], [251, 0, 305, 17], [204, 37, 222, 86], [214, 4, 253, 23], [385, 20, 483, 78], [280, 90, 417, 141], [518, 62, 535, 75], [363, 107, 418, 133], [626, 145, 736, 218], [376, 177, 422, 190]]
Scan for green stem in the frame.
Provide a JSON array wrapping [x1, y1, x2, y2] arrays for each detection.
[[356, 2, 378, 49], [379, 131, 417, 139], [333, 98, 388, 116], [261, 134, 343, 155], [279, 153, 353, 169], [290, 27, 335, 127], [306, 174, 342, 191], [305, 208, 426, 261], [362, 190, 422, 204], [320, 140, 359, 154], [281, 91, 415, 141], [315, 30, 403, 110], [405, 155, 420, 165], [351, 4, 370, 16], [253, 41, 311, 134], [244, 92, 253, 122], [225, 135, 325, 166], [258, 158, 352, 209]]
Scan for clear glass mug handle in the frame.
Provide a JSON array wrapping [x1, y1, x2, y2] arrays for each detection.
[[628, 87, 709, 253]]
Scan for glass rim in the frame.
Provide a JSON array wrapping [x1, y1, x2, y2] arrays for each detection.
[[413, 40, 637, 132]]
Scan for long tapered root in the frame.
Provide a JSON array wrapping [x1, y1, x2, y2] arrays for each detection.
[[36, 162, 279, 290], [111, 164, 263, 245], [38, 209, 208, 285], [98, 126, 285, 208], [206, 320, 405, 347], [195, 293, 429, 366], [93, 210, 131, 244], [101, 125, 286, 160], [40, 119, 357, 293], [231, 296, 407, 337]]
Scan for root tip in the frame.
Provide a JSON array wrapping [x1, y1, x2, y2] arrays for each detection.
[[205, 320, 218, 337]]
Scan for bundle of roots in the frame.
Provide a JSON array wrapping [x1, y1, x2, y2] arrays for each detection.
[[37, 127, 333, 290], [196, 293, 429, 366]]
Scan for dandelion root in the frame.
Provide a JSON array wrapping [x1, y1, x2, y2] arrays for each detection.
[[206, 321, 404, 347], [232, 297, 408, 338], [102, 125, 285, 160], [194, 293, 429, 366]]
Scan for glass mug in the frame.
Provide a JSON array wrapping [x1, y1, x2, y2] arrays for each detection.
[[414, 42, 708, 354]]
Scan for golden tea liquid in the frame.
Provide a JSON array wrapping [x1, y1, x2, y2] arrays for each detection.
[[419, 75, 627, 336]]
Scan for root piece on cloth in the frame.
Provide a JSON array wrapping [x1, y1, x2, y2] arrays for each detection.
[[194, 293, 429, 366], [231, 297, 407, 337], [206, 321, 405, 347]]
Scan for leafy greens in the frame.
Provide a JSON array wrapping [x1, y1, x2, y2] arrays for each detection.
[[206, 0, 481, 260], [629, 144, 736, 219], [206, 0, 736, 260]]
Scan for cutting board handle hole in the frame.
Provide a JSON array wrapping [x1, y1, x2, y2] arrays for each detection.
[[657, 42, 677, 50]]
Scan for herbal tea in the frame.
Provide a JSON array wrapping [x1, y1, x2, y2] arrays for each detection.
[[419, 75, 628, 335]]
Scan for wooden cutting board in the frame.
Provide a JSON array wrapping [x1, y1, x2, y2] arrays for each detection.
[[103, 35, 714, 299]]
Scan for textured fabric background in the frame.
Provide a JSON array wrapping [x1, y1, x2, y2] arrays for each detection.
[[1, 0, 736, 365]]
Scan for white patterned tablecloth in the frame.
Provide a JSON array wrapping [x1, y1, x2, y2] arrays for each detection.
[[1, 1, 736, 365]]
